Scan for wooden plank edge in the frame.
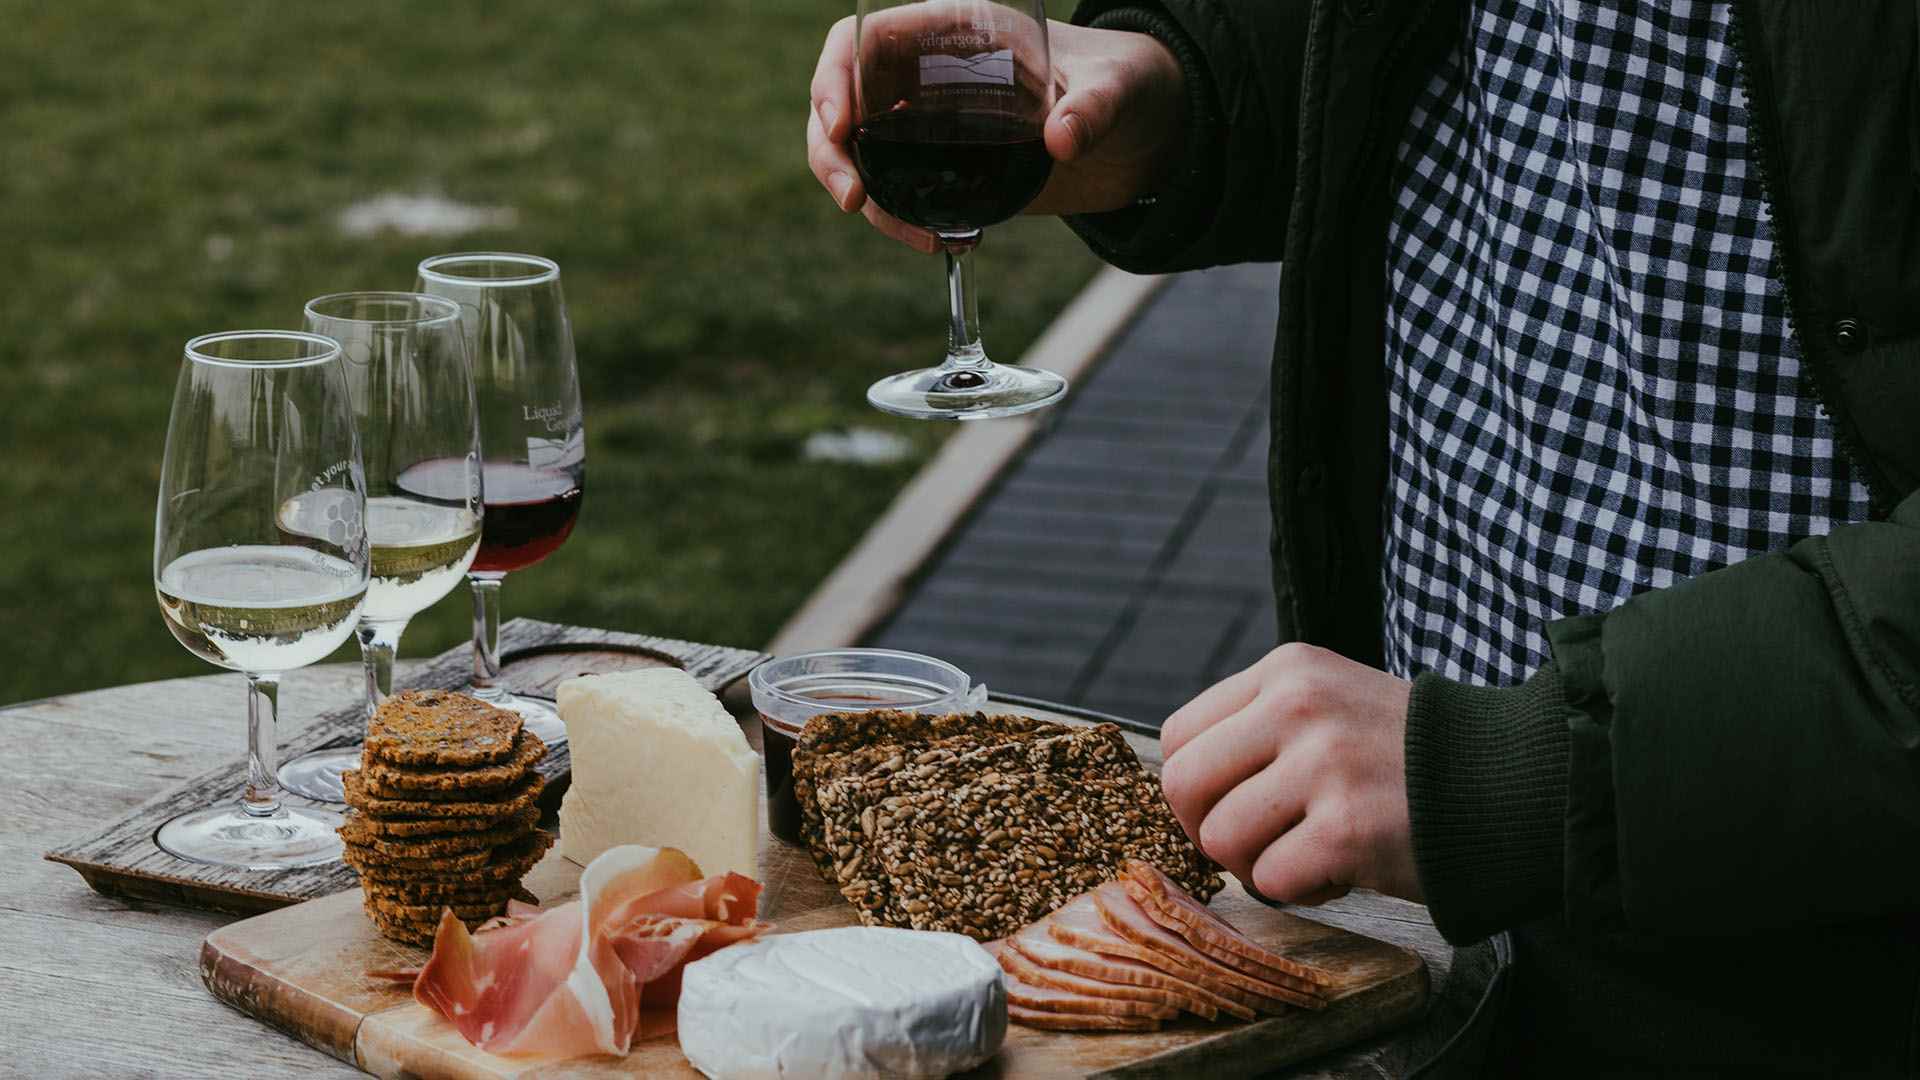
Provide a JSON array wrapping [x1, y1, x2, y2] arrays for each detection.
[[201, 933, 363, 1066], [1097, 950, 1430, 1080], [767, 266, 1170, 654]]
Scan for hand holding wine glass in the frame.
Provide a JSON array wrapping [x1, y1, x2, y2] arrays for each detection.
[[153, 331, 369, 869], [806, 13, 1190, 247]]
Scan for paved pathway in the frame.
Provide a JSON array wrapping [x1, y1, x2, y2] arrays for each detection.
[[866, 263, 1283, 727]]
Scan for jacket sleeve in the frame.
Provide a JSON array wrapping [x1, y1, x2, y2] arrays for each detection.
[[1061, 0, 1310, 273], [1405, 488, 1920, 943]]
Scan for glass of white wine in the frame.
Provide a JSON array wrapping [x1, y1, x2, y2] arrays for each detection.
[[153, 331, 370, 869], [276, 294, 484, 803]]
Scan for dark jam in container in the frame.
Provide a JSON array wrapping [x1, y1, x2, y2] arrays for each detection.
[[762, 692, 889, 845]]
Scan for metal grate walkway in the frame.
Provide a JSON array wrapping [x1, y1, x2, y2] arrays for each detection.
[[864, 263, 1283, 727]]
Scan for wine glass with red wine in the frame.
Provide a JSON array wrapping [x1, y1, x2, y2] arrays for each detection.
[[854, 0, 1067, 420], [413, 253, 585, 747]]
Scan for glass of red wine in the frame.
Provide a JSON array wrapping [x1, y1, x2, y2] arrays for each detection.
[[413, 253, 585, 747], [853, 0, 1067, 420]]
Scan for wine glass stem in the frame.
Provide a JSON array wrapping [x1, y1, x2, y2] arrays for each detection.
[[469, 572, 505, 700], [243, 673, 283, 818], [942, 231, 988, 371], [359, 618, 408, 720]]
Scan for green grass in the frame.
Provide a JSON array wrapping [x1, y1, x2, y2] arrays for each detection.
[[0, 2, 1099, 704]]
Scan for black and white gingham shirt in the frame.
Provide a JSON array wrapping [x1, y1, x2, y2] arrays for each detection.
[[1381, 0, 1871, 685]]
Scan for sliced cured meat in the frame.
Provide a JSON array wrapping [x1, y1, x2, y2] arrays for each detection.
[[408, 845, 768, 1058], [986, 940, 1173, 1018], [1010, 923, 1252, 1021], [1091, 883, 1323, 1011], [1007, 1003, 1161, 1032], [994, 936, 1219, 1020], [1122, 859, 1336, 989], [1045, 894, 1282, 1016]]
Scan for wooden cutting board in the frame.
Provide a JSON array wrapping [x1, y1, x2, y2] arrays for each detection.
[[200, 706, 1427, 1079]]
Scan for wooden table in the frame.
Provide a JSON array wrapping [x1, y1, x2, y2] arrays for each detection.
[[6, 663, 1459, 1079]]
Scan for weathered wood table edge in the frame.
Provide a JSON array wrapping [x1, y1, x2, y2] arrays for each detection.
[[42, 618, 770, 914]]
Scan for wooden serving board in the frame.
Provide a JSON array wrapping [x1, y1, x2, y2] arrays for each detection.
[[45, 619, 768, 914], [200, 701, 1428, 1079]]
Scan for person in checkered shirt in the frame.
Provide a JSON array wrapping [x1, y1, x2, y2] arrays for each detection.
[[813, 1, 1920, 1073]]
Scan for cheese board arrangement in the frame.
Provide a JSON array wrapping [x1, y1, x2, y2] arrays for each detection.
[[190, 648, 1428, 1079]]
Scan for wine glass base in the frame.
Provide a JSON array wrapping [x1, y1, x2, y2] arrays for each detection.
[[276, 747, 364, 804], [867, 363, 1067, 421], [156, 803, 344, 870], [468, 688, 568, 747]]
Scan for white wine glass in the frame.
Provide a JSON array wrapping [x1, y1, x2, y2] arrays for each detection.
[[413, 253, 584, 747], [276, 294, 483, 803], [854, 0, 1066, 419], [153, 331, 369, 868]]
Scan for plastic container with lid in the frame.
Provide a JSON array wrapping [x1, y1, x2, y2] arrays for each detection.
[[748, 649, 984, 844]]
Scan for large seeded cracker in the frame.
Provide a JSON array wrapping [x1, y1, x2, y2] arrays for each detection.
[[793, 710, 1062, 868], [349, 831, 553, 884], [365, 689, 523, 767], [343, 769, 545, 819], [814, 723, 1222, 941], [359, 731, 546, 797]]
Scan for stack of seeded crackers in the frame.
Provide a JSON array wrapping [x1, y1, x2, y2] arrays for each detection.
[[792, 710, 1222, 942], [336, 689, 553, 946]]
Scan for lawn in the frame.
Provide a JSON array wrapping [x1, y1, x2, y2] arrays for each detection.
[[1, 2, 1100, 705]]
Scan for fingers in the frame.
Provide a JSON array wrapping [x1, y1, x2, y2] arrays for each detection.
[[1249, 818, 1357, 905], [1192, 757, 1307, 881], [809, 16, 855, 142], [860, 200, 940, 254], [807, 106, 863, 212], [1044, 78, 1120, 163], [1161, 662, 1262, 758], [1159, 700, 1280, 838]]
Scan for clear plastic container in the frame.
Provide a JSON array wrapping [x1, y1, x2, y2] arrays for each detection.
[[749, 648, 983, 844]]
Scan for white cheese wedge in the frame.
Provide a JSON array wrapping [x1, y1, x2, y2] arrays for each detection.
[[555, 668, 760, 879], [678, 927, 1007, 1080]]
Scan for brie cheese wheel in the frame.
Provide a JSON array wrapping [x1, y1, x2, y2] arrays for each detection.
[[677, 927, 1007, 1080], [555, 668, 760, 878]]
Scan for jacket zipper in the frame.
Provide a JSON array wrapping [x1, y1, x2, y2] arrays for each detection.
[[1723, 0, 1888, 515]]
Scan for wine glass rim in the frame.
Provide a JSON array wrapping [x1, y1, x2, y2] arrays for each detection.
[[185, 330, 343, 369], [416, 252, 560, 286], [304, 290, 461, 327]]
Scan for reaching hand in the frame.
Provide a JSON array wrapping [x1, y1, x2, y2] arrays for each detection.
[[807, 16, 1188, 253], [1159, 645, 1422, 906]]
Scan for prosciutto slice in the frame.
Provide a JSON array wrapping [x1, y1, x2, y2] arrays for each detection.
[[1121, 859, 1336, 990], [409, 846, 767, 1058], [993, 936, 1219, 1020], [1009, 924, 1252, 1021], [1090, 883, 1323, 1011]]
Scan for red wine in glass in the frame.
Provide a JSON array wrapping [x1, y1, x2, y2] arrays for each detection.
[[853, 110, 1052, 231], [852, 0, 1067, 419], [397, 458, 584, 574]]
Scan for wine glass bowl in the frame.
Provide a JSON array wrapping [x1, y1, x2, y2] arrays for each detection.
[[853, 0, 1068, 419], [415, 253, 585, 747], [276, 292, 484, 803], [153, 330, 369, 869]]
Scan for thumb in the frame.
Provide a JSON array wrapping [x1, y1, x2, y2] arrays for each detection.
[[1044, 82, 1120, 162]]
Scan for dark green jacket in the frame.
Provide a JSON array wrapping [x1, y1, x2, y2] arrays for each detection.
[[1067, 0, 1920, 1074]]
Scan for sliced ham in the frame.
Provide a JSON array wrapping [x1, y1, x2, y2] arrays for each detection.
[[1007, 1004, 1161, 1032], [1091, 883, 1323, 1011], [1045, 894, 1283, 1016], [408, 845, 767, 1059], [1010, 923, 1252, 1021], [1122, 859, 1336, 990], [994, 936, 1221, 1021]]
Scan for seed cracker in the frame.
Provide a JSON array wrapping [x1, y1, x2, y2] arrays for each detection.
[[365, 689, 523, 767]]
